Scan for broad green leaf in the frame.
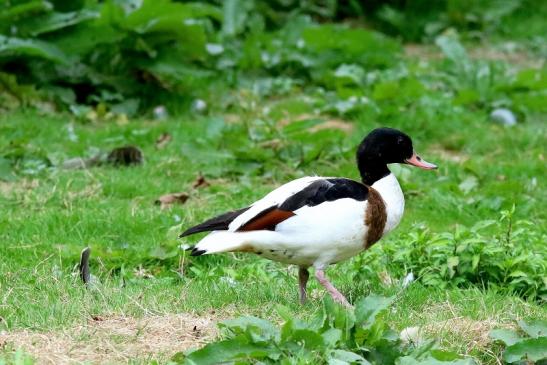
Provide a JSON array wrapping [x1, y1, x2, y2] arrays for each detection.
[[144, 57, 215, 85], [430, 350, 463, 361], [503, 337, 547, 363], [285, 329, 325, 349], [354, 295, 393, 328], [275, 304, 293, 322], [222, 0, 249, 36], [0, 35, 69, 64], [220, 316, 279, 341], [453, 89, 480, 105], [446, 254, 462, 269], [517, 319, 547, 338], [18, 9, 99, 36], [0, 1, 52, 26], [333, 64, 365, 86], [302, 25, 400, 68], [489, 329, 521, 346], [435, 31, 469, 67], [470, 220, 496, 232], [124, 0, 220, 31], [373, 81, 399, 100], [322, 328, 342, 347], [328, 359, 350, 365], [396, 355, 476, 365], [182, 339, 277, 365], [330, 349, 370, 364], [513, 69, 547, 91]]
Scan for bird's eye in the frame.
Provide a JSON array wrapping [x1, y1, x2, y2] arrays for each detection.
[[397, 136, 404, 145]]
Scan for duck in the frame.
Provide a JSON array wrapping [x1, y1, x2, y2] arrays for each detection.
[[180, 128, 437, 307]]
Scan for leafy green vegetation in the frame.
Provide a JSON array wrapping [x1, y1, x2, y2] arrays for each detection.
[[1, 0, 546, 364], [178, 295, 476, 364], [354, 209, 546, 300], [490, 319, 547, 363], [2, 0, 546, 114]]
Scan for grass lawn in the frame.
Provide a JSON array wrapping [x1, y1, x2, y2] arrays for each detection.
[[1, 44, 546, 364]]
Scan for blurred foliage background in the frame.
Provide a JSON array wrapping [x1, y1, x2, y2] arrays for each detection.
[[1, 0, 545, 115]]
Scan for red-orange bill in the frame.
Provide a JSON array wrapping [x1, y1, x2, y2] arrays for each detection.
[[405, 151, 437, 170]]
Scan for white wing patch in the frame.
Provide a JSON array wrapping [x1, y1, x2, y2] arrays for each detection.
[[228, 176, 324, 231]]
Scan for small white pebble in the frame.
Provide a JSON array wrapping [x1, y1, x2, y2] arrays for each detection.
[[153, 105, 168, 120], [402, 272, 415, 288], [192, 99, 207, 113], [206, 43, 224, 55], [400, 326, 422, 345], [490, 108, 516, 126]]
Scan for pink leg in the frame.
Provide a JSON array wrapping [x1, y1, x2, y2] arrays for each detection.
[[298, 267, 309, 305], [315, 269, 352, 308]]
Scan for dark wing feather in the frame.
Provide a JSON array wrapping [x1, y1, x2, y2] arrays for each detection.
[[180, 207, 250, 237], [182, 178, 368, 237], [279, 178, 368, 211]]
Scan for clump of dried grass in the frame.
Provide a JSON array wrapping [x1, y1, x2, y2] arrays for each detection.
[[1, 313, 217, 364]]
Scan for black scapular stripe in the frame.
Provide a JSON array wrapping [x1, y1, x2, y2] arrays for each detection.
[[279, 178, 369, 211], [181, 179, 368, 237], [180, 206, 250, 237]]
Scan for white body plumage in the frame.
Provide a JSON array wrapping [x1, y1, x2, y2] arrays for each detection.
[[193, 173, 404, 269]]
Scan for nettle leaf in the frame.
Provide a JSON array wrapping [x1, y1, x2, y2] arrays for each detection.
[[489, 329, 521, 346], [503, 337, 547, 363], [517, 319, 547, 338]]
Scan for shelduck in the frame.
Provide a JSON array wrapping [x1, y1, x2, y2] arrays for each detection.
[[181, 128, 437, 307]]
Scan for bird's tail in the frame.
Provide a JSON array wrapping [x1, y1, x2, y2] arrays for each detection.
[[188, 231, 248, 256]]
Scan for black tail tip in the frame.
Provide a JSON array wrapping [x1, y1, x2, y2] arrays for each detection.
[[190, 247, 206, 256]]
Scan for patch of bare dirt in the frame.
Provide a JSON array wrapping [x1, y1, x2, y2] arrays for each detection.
[[429, 145, 469, 164], [0, 179, 39, 197], [278, 114, 354, 134], [0, 313, 218, 364], [308, 120, 354, 133]]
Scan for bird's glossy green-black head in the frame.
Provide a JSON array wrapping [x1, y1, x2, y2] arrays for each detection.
[[357, 127, 437, 185]]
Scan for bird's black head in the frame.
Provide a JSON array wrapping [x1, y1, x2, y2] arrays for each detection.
[[357, 127, 437, 185]]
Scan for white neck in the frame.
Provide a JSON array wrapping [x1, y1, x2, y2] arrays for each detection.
[[371, 173, 405, 234]]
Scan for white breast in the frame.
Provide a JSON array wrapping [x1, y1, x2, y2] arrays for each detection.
[[370, 173, 405, 234]]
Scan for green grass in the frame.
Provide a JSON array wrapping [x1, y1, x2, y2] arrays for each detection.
[[1, 51, 546, 364]]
